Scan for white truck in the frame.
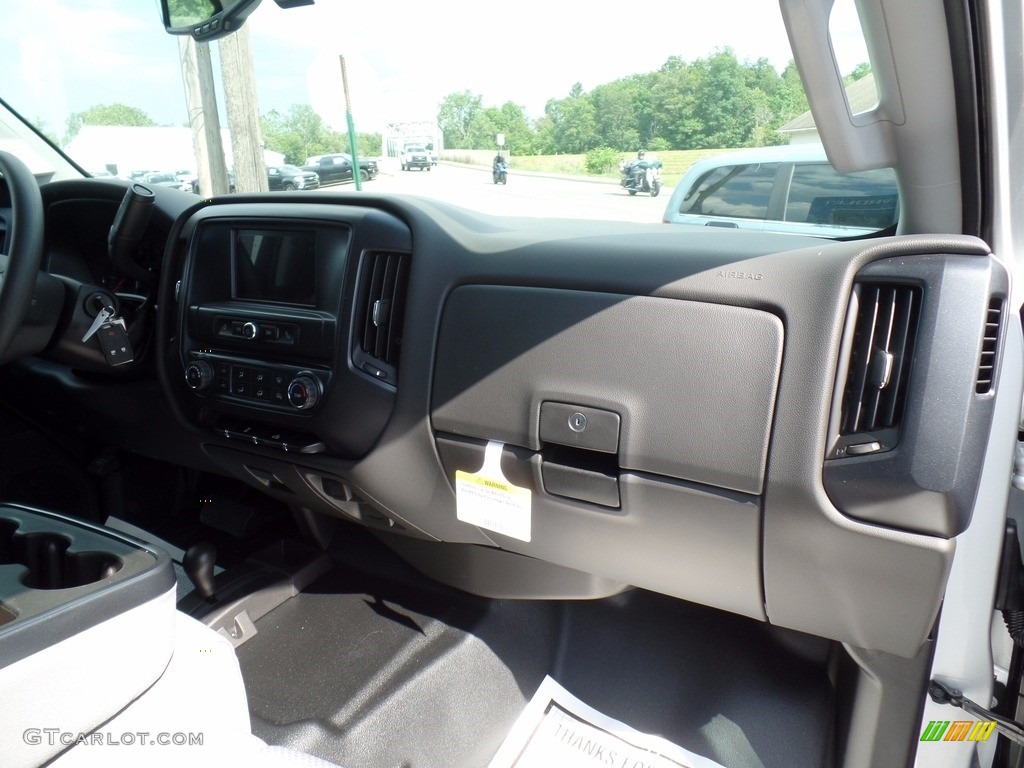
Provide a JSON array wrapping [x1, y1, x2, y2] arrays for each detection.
[[400, 145, 431, 171]]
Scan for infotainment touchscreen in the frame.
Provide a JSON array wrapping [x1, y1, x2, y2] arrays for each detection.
[[232, 229, 316, 306]]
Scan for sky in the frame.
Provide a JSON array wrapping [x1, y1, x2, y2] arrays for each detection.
[[0, 0, 869, 139]]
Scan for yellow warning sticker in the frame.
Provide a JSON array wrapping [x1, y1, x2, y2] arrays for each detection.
[[455, 441, 532, 542]]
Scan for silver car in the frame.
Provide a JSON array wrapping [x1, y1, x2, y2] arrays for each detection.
[[662, 144, 898, 237]]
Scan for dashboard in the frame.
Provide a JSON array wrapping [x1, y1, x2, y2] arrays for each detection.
[[6, 178, 1014, 662]]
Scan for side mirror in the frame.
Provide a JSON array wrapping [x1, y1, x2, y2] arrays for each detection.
[[160, 0, 263, 41]]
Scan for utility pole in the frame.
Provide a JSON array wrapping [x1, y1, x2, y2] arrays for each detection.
[[339, 55, 362, 192], [219, 25, 269, 193], [179, 37, 229, 197]]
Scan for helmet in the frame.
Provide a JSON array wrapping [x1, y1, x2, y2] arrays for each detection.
[[637, 150, 646, 158]]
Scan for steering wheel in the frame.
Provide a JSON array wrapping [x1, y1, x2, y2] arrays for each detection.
[[0, 151, 44, 360]]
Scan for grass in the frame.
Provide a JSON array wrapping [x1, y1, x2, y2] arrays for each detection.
[[501, 149, 731, 187]]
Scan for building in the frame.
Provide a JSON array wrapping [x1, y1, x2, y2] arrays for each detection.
[[65, 125, 284, 177], [778, 73, 878, 144]]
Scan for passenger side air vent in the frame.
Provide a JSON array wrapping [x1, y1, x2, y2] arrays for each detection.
[[976, 298, 1003, 394], [832, 283, 921, 454], [353, 251, 409, 385]]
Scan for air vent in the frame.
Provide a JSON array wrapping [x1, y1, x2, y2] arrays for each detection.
[[839, 283, 921, 437], [976, 298, 1003, 394], [354, 251, 409, 383]]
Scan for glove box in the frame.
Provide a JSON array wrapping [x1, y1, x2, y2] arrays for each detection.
[[430, 286, 784, 620]]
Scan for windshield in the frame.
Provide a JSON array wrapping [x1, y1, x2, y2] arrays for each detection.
[[0, 0, 887, 234]]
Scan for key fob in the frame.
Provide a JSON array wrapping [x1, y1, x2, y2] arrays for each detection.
[[97, 322, 134, 366]]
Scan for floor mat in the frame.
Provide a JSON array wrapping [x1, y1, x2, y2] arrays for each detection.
[[235, 530, 835, 768]]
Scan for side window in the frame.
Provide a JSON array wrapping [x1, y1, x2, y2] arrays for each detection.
[[679, 163, 779, 220], [785, 163, 898, 228]]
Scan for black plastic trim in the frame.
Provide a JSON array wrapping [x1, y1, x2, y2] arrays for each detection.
[[823, 254, 1008, 538], [0, 504, 175, 669]]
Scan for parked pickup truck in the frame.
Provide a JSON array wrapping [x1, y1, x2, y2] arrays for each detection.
[[266, 164, 319, 191], [302, 153, 379, 186]]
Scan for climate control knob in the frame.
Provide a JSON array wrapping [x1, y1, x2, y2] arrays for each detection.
[[241, 321, 259, 340], [184, 360, 214, 391], [287, 375, 321, 410]]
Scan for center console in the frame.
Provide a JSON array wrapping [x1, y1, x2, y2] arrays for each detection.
[[0, 504, 175, 768], [172, 203, 412, 458]]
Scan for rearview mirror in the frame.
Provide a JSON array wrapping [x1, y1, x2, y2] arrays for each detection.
[[160, 0, 263, 41]]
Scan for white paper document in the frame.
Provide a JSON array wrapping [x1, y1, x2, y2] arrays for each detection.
[[489, 677, 728, 768], [455, 440, 532, 542]]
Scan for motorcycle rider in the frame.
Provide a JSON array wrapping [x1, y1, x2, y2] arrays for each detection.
[[620, 148, 661, 196], [493, 152, 507, 183], [629, 150, 647, 186]]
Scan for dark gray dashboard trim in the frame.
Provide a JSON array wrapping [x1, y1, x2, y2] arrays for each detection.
[[158, 191, 992, 656]]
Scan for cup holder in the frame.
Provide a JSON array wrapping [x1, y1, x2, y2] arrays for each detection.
[[0, 520, 122, 590]]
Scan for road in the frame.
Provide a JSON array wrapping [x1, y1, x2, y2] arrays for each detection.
[[319, 158, 671, 224]]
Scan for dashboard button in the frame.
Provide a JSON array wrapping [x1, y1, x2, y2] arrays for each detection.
[[233, 381, 250, 397], [184, 360, 214, 391], [272, 371, 287, 387], [287, 375, 321, 410]]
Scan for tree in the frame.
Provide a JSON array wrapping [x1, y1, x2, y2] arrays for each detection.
[[341, 132, 382, 157], [649, 59, 704, 149], [545, 84, 598, 154], [165, 0, 218, 27], [532, 115, 557, 155], [777, 61, 810, 119], [260, 105, 345, 165], [466, 107, 501, 151], [437, 91, 483, 149], [692, 49, 753, 148], [845, 62, 872, 83], [591, 79, 643, 151], [64, 103, 156, 144], [465, 102, 535, 154]]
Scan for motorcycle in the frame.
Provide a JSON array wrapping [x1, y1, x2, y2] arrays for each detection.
[[620, 158, 662, 197], [492, 158, 508, 185]]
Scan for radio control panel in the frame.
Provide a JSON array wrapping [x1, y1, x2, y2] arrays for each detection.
[[214, 317, 300, 345], [185, 352, 328, 412]]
